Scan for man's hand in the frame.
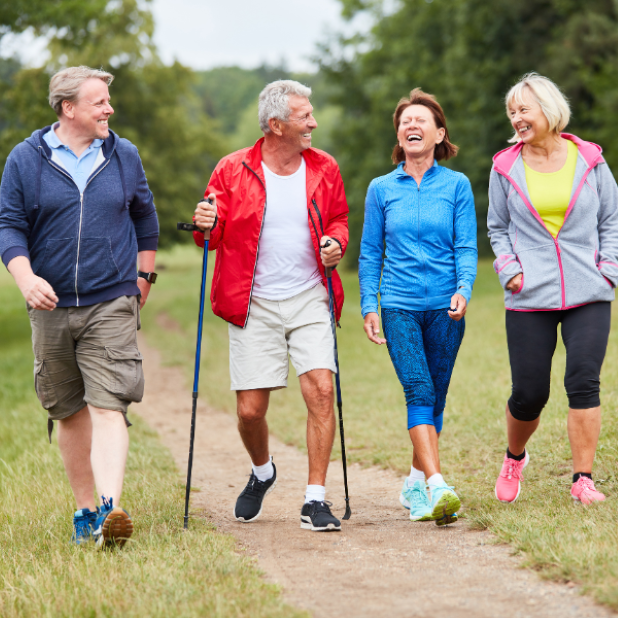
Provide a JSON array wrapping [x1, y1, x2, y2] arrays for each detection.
[[320, 236, 342, 268], [506, 273, 523, 293], [448, 293, 467, 321], [363, 312, 387, 345], [136, 278, 151, 309], [194, 193, 217, 231], [7, 256, 58, 310]]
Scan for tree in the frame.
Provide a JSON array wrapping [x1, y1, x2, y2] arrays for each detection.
[[321, 0, 618, 263]]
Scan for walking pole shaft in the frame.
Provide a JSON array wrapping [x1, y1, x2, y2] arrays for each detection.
[[325, 255, 352, 520], [177, 201, 211, 529]]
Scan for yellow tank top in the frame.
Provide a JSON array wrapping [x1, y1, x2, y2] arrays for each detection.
[[524, 140, 578, 238]]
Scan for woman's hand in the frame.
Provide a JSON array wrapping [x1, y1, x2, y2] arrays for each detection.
[[506, 273, 523, 293], [448, 293, 467, 321], [363, 312, 387, 344]]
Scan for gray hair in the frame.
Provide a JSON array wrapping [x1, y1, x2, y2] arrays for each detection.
[[505, 73, 570, 143], [49, 66, 114, 116], [258, 80, 312, 133]]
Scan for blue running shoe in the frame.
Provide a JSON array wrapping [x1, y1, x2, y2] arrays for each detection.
[[93, 496, 133, 549], [71, 508, 98, 545], [429, 484, 461, 526], [399, 479, 432, 521]]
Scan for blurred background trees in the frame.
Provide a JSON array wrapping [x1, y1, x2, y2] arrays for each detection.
[[2, 0, 618, 256]]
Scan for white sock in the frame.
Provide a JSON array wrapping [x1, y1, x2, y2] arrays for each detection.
[[407, 465, 425, 487], [252, 457, 274, 482], [305, 485, 326, 504], [427, 473, 446, 490]]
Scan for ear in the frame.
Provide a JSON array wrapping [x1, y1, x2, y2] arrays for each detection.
[[61, 99, 76, 120], [435, 127, 446, 145], [268, 117, 284, 137]]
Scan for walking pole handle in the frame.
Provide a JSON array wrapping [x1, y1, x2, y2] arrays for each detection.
[[176, 197, 213, 240], [322, 238, 334, 278]]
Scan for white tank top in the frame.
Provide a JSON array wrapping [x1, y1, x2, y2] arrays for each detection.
[[253, 158, 321, 300]]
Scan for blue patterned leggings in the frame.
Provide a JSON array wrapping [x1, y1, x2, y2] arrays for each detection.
[[381, 308, 465, 433]]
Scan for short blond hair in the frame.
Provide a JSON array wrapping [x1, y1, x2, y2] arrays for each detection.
[[49, 66, 114, 116], [505, 73, 570, 143]]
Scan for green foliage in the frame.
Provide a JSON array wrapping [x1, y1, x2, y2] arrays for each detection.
[[0, 0, 227, 248], [321, 0, 618, 263]]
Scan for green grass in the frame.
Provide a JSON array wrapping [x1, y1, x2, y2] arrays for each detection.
[[144, 246, 618, 609], [0, 265, 306, 618]]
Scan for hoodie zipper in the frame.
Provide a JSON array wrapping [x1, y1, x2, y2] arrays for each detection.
[[242, 161, 268, 328], [44, 154, 111, 306]]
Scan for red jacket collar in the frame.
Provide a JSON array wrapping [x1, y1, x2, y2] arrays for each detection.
[[243, 137, 333, 198]]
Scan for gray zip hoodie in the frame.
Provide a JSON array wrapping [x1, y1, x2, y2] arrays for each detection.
[[487, 133, 618, 310]]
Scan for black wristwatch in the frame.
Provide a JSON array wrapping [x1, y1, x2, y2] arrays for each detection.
[[137, 271, 158, 284]]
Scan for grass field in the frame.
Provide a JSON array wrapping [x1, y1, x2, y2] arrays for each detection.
[[0, 266, 306, 618], [142, 245, 618, 610]]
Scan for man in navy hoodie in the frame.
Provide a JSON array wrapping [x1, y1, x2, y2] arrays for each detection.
[[0, 66, 159, 548]]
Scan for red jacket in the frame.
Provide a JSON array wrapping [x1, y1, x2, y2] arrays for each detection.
[[194, 138, 349, 327]]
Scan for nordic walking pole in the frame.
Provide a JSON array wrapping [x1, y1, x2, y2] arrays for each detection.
[[177, 197, 212, 529], [322, 239, 352, 520]]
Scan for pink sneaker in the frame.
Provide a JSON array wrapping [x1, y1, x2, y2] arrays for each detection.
[[571, 477, 606, 505], [495, 451, 529, 503]]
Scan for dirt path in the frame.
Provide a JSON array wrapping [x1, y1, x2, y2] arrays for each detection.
[[133, 335, 614, 618]]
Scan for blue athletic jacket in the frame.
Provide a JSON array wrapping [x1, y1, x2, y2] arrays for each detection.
[[359, 161, 477, 316], [0, 127, 159, 307]]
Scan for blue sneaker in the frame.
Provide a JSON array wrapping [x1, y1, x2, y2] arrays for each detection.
[[429, 483, 461, 526], [399, 479, 432, 521], [93, 497, 133, 549], [71, 508, 98, 544]]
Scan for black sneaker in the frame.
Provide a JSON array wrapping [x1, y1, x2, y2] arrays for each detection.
[[233, 463, 277, 522], [300, 500, 341, 531]]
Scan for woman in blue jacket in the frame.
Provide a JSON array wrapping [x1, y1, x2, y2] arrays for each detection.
[[359, 88, 477, 525]]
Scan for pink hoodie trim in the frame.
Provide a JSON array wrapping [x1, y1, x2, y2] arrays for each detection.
[[497, 259, 517, 274], [598, 260, 618, 269], [506, 302, 590, 312]]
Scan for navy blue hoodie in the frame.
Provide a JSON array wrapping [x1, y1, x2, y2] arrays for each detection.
[[0, 127, 159, 307]]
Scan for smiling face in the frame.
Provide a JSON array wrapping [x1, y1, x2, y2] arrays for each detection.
[[508, 87, 551, 145], [271, 95, 317, 152], [63, 78, 114, 140], [396, 104, 445, 161]]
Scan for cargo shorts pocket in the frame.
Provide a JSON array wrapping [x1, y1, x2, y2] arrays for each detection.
[[105, 345, 144, 402], [34, 360, 58, 410]]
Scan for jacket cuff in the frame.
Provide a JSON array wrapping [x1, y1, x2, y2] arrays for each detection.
[[137, 236, 159, 252], [494, 256, 522, 289], [598, 263, 618, 287], [456, 283, 472, 304], [361, 303, 379, 318], [2, 246, 30, 268]]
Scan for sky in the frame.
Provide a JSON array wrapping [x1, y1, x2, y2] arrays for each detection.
[[0, 0, 373, 73]]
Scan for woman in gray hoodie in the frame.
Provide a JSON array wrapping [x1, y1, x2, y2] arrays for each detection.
[[487, 73, 618, 506]]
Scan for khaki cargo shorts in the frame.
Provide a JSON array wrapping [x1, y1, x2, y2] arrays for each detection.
[[228, 283, 336, 391], [28, 295, 144, 428]]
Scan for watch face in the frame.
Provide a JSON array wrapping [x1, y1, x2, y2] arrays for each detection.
[[149, 273, 158, 283]]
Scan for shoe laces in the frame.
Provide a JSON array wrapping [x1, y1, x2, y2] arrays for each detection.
[[578, 477, 598, 496], [409, 483, 430, 508], [309, 500, 334, 515], [73, 513, 93, 536], [101, 496, 114, 512], [501, 458, 524, 480], [242, 473, 270, 497]]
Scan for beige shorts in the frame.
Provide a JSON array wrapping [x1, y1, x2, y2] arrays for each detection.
[[228, 284, 336, 390], [28, 295, 144, 422]]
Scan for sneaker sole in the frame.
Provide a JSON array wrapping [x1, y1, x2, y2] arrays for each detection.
[[410, 512, 433, 522], [435, 512, 458, 527], [494, 453, 529, 503], [300, 516, 341, 531], [233, 478, 277, 523], [95, 508, 133, 549], [431, 491, 461, 526]]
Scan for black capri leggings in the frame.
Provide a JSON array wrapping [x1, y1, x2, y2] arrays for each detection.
[[506, 302, 611, 422]]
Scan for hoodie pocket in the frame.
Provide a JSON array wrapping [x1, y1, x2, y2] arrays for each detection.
[[34, 238, 76, 295], [513, 244, 561, 308], [77, 238, 120, 292]]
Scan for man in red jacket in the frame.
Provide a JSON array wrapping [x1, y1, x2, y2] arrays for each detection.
[[194, 80, 349, 531]]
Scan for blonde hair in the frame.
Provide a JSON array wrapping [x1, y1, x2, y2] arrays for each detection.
[[505, 73, 570, 143], [49, 66, 114, 116]]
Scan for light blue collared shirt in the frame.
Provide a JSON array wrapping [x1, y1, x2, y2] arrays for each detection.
[[43, 123, 104, 193]]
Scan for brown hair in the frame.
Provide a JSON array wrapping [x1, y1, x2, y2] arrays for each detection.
[[391, 88, 458, 164]]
